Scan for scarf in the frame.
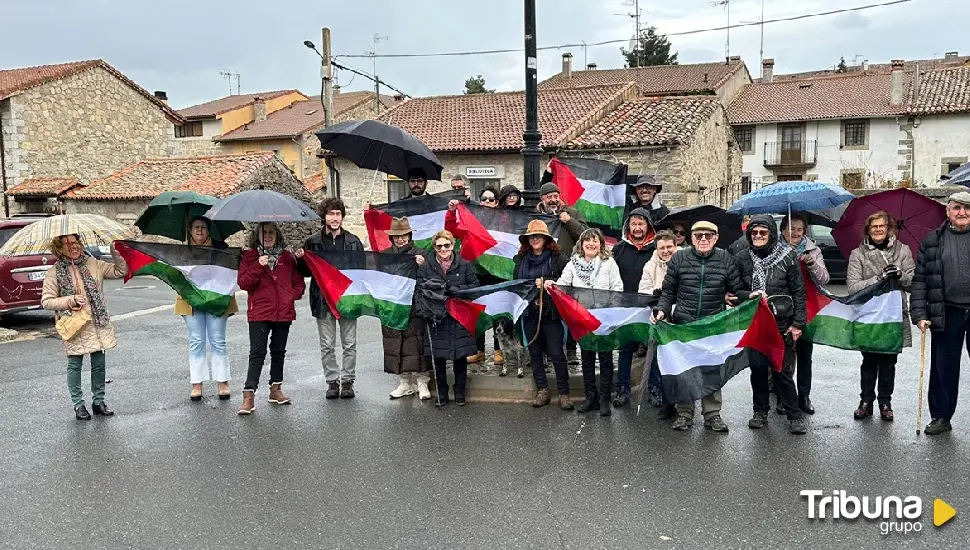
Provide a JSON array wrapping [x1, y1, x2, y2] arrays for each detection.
[[438, 253, 454, 274], [570, 255, 599, 287], [792, 237, 809, 255], [257, 242, 284, 270], [517, 250, 552, 279], [869, 236, 891, 250], [55, 256, 109, 328], [748, 242, 791, 292]]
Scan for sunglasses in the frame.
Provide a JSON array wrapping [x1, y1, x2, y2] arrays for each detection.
[[750, 229, 770, 237], [672, 230, 685, 236], [434, 243, 453, 250], [481, 197, 497, 203], [692, 232, 716, 241]]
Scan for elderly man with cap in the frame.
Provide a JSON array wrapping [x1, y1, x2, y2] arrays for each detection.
[[912, 190, 970, 435], [652, 220, 752, 432], [630, 175, 670, 226]]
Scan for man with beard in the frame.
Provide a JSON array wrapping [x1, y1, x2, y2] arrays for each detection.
[[629, 175, 669, 226]]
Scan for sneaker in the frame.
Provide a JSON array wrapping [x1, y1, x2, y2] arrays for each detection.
[[657, 404, 676, 420], [455, 392, 466, 406], [671, 415, 693, 431], [879, 404, 894, 422], [648, 386, 663, 408], [924, 418, 952, 435], [704, 415, 729, 432], [748, 411, 768, 429], [558, 395, 574, 411], [789, 417, 809, 434], [466, 352, 484, 364], [325, 382, 340, 399], [417, 380, 432, 400], [389, 379, 415, 399], [339, 382, 355, 399], [612, 390, 631, 408], [853, 400, 873, 420], [532, 388, 551, 407]]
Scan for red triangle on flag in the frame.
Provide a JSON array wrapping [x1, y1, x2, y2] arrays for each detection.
[[547, 285, 602, 340], [364, 208, 394, 251], [800, 262, 832, 323], [446, 297, 486, 336], [737, 299, 787, 372], [113, 241, 153, 283], [303, 252, 353, 318], [549, 158, 585, 206], [446, 203, 499, 261]]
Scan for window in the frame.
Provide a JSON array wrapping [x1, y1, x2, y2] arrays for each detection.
[[387, 179, 408, 202], [734, 126, 754, 153], [841, 172, 864, 189], [740, 175, 752, 195], [174, 121, 203, 138], [841, 119, 869, 149], [469, 178, 501, 202], [947, 162, 963, 173]]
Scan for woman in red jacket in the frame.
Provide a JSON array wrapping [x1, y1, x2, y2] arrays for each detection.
[[236, 222, 305, 415]]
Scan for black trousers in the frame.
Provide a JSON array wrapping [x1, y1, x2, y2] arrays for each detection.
[[245, 321, 291, 391], [860, 352, 898, 406], [522, 314, 570, 394], [795, 338, 813, 398], [476, 332, 501, 353], [929, 305, 970, 421], [580, 349, 614, 398], [751, 337, 802, 420], [433, 357, 468, 397]]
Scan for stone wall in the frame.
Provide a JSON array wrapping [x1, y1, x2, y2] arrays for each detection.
[[679, 108, 742, 206], [170, 136, 226, 157], [301, 132, 323, 180], [64, 198, 150, 225]]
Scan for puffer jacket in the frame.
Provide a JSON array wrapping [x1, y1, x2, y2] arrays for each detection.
[[418, 253, 479, 360], [557, 256, 624, 291], [610, 207, 657, 292], [794, 237, 830, 284], [381, 243, 430, 373], [298, 229, 365, 318], [911, 223, 951, 331], [42, 251, 128, 356], [238, 249, 305, 322], [734, 215, 807, 331], [658, 247, 747, 324], [638, 249, 670, 295], [848, 236, 915, 347]]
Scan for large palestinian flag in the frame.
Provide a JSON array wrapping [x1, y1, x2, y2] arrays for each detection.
[[653, 299, 785, 404], [302, 250, 417, 330], [802, 264, 904, 353], [446, 279, 536, 338], [548, 285, 656, 352], [549, 157, 628, 231], [114, 241, 240, 316], [446, 203, 560, 280], [363, 193, 453, 251]]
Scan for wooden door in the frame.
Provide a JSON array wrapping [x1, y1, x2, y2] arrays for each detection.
[[780, 125, 803, 164]]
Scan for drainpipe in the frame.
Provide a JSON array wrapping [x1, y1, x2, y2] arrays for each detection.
[[0, 105, 9, 217]]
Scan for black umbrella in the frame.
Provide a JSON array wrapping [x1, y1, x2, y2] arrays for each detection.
[[315, 120, 444, 182], [655, 205, 743, 249], [204, 189, 320, 223]]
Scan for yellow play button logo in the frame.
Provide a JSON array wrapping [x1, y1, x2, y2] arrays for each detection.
[[934, 499, 956, 527]]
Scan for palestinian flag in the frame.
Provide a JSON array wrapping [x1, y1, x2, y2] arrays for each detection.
[[653, 299, 786, 404], [114, 241, 240, 316], [802, 264, 904, 353], [446, 202, 560, 280], [548, 286, 656, 352], [364, 193, 452, 251], [549, 157, 628, 231], [302, 250, 417, 330], [446, 279, 536, 337]]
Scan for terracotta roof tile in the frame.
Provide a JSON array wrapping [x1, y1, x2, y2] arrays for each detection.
[[302, 171, 325, 193], [68, 153, 277, 200], [911, 66, 970, 114], [5, 177, 80, 197], [765, 56, 970, 83], [0, 59, 183, 123], [727, 73, 909, 124], [177, 90, 303, 119], [370, 83, 637, 153], [306, 91, 397, 114], [539, 60, 745, 95], [567, 96, 721, 149], [214, 100, 327, 141]]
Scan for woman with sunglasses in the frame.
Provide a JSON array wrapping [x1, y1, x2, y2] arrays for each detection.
[[670, 222, 688, 248], [465, 188, 506, 369]]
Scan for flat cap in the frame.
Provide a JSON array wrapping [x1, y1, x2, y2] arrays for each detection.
[[691, 221, 719, 233], [948, 190, 970, 205]]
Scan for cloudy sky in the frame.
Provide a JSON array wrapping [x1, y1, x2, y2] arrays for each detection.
[[2, 0, 964, 109]]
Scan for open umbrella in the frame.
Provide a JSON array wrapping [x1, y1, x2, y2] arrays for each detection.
[[0, 214, 134, 256], [832, 188, 946, 260], [204, 189, 320, 223], [655, 205, 742, 248], [315, 120, 444, 182], [135, 191, 244, 242], [939, 160, 970, 187], [728, 181, 855, 216]]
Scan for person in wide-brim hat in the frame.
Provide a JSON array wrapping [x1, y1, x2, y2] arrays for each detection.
[[385, 217, 413, 237], [518, 219, 553, 246]]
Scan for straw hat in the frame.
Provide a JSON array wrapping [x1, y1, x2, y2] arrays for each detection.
[[385, 217, 413, 236], [519, 219, 553, 246]]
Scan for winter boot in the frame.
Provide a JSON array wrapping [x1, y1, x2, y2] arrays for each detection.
[[268, 383, 291, 405], [237, 390, 256, 415], [575, 392, 600, 414]]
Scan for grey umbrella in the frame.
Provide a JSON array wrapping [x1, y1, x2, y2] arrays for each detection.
[[315, 119, 444, 182], [204, 189, 320, 223]]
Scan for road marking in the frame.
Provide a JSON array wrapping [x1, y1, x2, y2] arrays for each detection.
[[110, 291, 247, 321]]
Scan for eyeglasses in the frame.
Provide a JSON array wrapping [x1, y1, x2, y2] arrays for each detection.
[[672, 230, 685, 236], [869, 224, 888, 230], [750, 229, 770, 237], [434, 242, 453, 250], [481, 197, 497, 203], [693, 232, 716, 241]]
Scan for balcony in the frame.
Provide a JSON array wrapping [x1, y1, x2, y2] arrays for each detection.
[[763, 140, 817, 168]]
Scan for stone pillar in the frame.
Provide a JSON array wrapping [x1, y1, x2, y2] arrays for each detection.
[[254, 96, 266, 122]]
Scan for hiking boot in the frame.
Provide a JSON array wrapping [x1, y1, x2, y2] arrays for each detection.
[[268, 383, 291, 405], [648, 386, 663, 408], [389, 378, 415, 399], [704, 415, 729, 432], [924, 418, 952, 435], [800, 395, 815, 415], [853, 400, 873, 420], [789, 417, 809, 434], [466, 352, 484, 364], [325, 382, 340, 399], [493, 350, 504, 365], [879, 404, 894, 422], [671, 415, 693, 431], [612, 390, 631, 408], [558, 395, 574, 411], [748, 411, 769, 429], [575, 393, 600, 414], [237, 390, 255, 415], [532, 388, 551, 407], [340, 381, 356, 399], [657, 404, 676, 420]]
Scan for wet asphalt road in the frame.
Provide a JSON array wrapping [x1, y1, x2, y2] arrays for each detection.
[[1, 279, 969, 549]]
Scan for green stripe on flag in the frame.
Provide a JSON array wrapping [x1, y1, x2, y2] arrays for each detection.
[[804, 316, 902, 353], [135, 262, 232, 316], [652, 300, 759, 346], [475, 253, 516, 280], [575, 198, 626, 230], [336, 294, 412, 331], [579, 322, 652, 352]]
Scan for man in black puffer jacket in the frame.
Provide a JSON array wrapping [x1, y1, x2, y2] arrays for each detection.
[[912, 191, 970, 435], [654, 220, 750, 433], [734, 215, 809, 435]]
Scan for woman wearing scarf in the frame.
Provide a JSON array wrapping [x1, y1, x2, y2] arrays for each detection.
[[735, 214, 809, 435], [178, 216, 238, 402], [549, 228, 623, 415], [639, 230, 679, 419], [846, 211, 914, 421], [512, 220, 571, 409], [41, 234, 128, 420], [236, 223, 305, 415]]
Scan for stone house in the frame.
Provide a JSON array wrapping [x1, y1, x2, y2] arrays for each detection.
[[0, 59, 184, 216], [907, 65, 970, 185]]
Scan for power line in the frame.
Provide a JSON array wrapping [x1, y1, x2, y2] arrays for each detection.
[[331, 60, 411, 98], [334, 0, 913, 59]]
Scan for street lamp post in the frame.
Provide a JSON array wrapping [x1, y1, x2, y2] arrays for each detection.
[[522, 0, 543, 200]]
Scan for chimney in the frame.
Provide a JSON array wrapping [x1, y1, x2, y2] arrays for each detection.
[[890, 59, 905, 105], [153, 90, 168, 105], [945, 51, 959, 61], [728, 55, 741, 62], [393, 93, 405, 102], [861, 59, 869, 72], [703, 73, 709, 83], [586, 63, 597, 70], [562, 53, 573, 79], [762, 58, 775, 83], [253, 96, 266, 122]]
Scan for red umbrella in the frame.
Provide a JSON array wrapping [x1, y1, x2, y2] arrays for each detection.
[[832, 188, 945, 259]]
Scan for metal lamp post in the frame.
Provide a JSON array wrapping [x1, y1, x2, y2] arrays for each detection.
[[522, 0, 543, 202]]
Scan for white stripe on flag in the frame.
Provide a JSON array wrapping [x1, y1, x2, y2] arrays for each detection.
[[656, 330, 746, 376], [475, 290, 529, 320], [817, 290, 903, 324], [589, 307, 653, 336], [485, 230, 522, 259], [409, 211, 447, 241], [176, 265, 239, 295], [579, 178, 627, 208], [343, 269, 415, 306]]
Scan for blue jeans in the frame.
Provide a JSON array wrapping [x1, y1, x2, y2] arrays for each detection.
[[184, 311, 230, 383], [67, 351, 106, 408]]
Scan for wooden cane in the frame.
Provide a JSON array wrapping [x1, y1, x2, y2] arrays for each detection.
[[916, 329, 927, 435]]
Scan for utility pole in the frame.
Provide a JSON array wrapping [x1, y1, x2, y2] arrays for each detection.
[[367, 34, 388, 114], [522, 0, 542, 198], [321, 28, 337, 197]]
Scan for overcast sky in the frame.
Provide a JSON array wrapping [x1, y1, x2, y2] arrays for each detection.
[[2, 0, 964, 109]]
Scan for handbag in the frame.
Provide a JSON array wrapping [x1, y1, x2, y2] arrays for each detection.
[[55, 309, 92, 341]]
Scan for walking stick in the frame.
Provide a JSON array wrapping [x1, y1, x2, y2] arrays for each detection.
[[635, 338, 658, 417], [916, 329, 927, 435], [427, 323, 444, 409]]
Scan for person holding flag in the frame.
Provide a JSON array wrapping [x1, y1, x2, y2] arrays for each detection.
[[629, 175, 669, 226], [638, 230, 679, 419], [498, 185, 523, 210], [463, 191, 506, 368]]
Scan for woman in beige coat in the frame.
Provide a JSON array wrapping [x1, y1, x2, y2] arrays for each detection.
[[41, 234, 127, 420]]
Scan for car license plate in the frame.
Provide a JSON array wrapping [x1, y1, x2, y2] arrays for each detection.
[[27, 271, 46, 281]]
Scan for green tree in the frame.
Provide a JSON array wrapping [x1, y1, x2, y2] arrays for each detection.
[[621, 26, 678, 68], [836, 56, 848, 73], [464, 75, 494, 94]]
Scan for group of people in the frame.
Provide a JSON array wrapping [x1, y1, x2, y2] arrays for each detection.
[[39, 167, 970, 437]]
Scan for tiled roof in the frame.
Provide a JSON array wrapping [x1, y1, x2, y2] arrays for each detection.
[[5, 177, 80, 197], [68, 153, 278, 200], [566, 96, 721, 149], [371, 83, 637, 153], [306, 91, 397, 114], [177, 90, 303, 119], [911, 66, 970, 114], [0, 59, 183, 123], [764, 55, 970, 83], [727, 73, 908, 124], [214, 100, 327, 141], [539, 59, 746, 95], [302, 171, 325, 193]]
